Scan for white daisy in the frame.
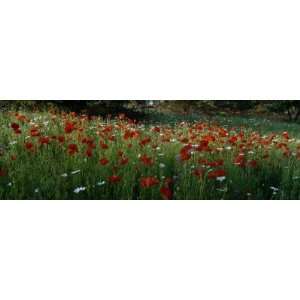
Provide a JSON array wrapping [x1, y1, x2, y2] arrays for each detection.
[[71, 170, 81, 175], [74, 187, 86, 193], [216, 176, 226, 182]]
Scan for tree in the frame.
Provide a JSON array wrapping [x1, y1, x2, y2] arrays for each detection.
[[266, 101, 300, 121]]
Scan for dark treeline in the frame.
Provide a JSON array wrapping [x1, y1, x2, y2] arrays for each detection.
[[1, 100, 300, 121]]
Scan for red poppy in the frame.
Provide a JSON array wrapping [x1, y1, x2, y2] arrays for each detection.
[[11, 155, 17, 161], [195, 140, 210, 152], [160, 186, 172, 200], [140, 176, 160, 188], [124, 130, 134, 140], [11, 123, 20, 130], [119, 157, 129, 166], [180, 150, 191, 161], [64, 121, 76, 134], [82, 137, 94, 145], [39, 136, 50, 145], [180, 144, 192, 161], [11, 123, 22, 134], [152, 126, 161, 133], [228, 136, 238, 144], [14, 129, 22, 134], [139, 137, 151, 147], [108, 175, 122, 183], [208, 169, 226, 179], [67, 144, 78, 155], [139, 154, 154, 166], [202, 135, 215, 142], [85, 148, 93, 157], [99, 158, 109, 165], [30, 128, 40, 137], [100, 141, 109, 149], [25, 142, 34, 151], [58, 135, 65, 143], [234, 154, 246, 168]]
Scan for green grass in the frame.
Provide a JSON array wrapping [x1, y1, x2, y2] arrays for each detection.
[[1, 110, 300, 200]]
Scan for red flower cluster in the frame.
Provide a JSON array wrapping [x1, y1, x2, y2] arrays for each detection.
[[68, 144, 78, 155], [140, 154, 154, 166], [39, 136, 50, 145], [139, 137, 151, 147], [64, 121, 76, 134], [180, 144, 192, 161]]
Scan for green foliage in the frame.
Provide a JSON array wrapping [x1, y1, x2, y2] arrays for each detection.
[[266, 101, 300, 121]]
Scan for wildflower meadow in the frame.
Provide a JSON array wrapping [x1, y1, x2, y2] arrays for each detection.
[[1, 105, 300, 199]]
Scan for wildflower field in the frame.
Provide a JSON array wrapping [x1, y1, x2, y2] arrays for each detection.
[[1, 109, 300, 200]]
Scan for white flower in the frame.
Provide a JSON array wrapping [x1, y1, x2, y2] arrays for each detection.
[[71, 170, 81, 175], [96, 181, 106, 186], [293, 176, 300, 180], [61, 173, 68, 177], [216, 176, 226, 182], [34, 188, 39, 193], [7, 182, 12, 187], [225, 146, 232, 150], [159, 163, 166, 168], [9, 141, 17, 145], [270, 186, 279, 192], [74, 186, 86, 193]]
